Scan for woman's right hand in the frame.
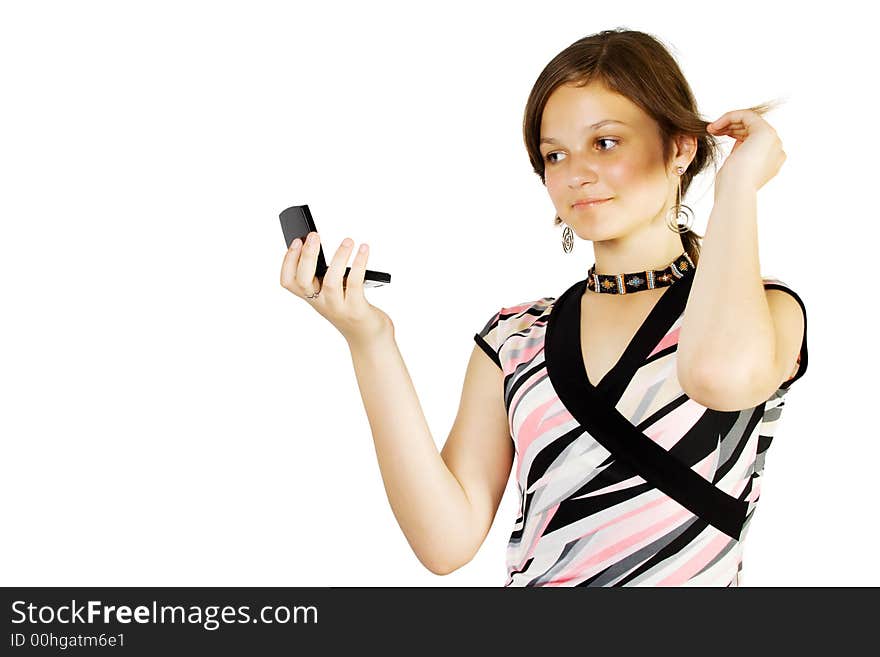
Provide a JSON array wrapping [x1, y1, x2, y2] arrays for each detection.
[[280, 231, 393, 348]]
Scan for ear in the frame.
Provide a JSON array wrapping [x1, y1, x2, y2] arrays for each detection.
[[673, 133, 698, 165]]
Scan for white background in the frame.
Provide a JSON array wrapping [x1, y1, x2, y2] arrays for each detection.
[[2, 0, 876, 586]]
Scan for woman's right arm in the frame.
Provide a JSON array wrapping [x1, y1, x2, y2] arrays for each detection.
[[348, 329, 514, 575], [281, 231, 513, 575]]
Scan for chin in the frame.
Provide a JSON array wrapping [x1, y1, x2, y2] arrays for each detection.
[[564, 216, 623, 242]]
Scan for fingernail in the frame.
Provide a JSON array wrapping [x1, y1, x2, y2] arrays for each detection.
[[359, 244, 368, 253], [290, 238, 301, 249], [342, 238, 353, 248]]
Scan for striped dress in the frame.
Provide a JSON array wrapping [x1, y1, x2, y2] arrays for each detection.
[[473, 267, 808, 587]]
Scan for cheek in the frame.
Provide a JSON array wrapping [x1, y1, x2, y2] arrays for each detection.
[[606, 159, 668, 210], [604, 160, 644, 187], [545, 172, 565, 199]]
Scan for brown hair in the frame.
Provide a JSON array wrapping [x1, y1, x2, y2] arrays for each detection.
[[523, 27, 783, 265]]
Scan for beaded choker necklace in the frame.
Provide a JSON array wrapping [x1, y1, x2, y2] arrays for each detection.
[[586, 251, 695, 294]]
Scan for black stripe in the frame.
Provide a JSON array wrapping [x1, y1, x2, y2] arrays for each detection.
[[544, 274, 748, 541], [473, 333, 502, 370]]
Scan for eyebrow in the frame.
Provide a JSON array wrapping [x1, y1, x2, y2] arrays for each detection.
[[540, 119, 628, 145]]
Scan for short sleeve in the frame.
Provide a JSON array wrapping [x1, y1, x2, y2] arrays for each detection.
[[763, 277, 808, 389], [474, 309, 504, 370], [473, 297, 555, 372]]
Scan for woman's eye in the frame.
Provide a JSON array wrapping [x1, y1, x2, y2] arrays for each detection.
[[544, 138, 619, 164]]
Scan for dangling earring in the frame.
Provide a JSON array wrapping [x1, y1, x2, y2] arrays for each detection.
[[561, 222, 574, 253], [666, 165, 694, 234]]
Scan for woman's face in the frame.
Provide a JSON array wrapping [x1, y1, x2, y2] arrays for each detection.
[[540, 82, 677, 241]]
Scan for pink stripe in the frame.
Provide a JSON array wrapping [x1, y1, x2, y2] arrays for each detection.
[[641, 399, 705, 450], [581, 491, 672, 532], [577, 472, 642, 496], [648, 325, 681, 358], [543, 506, 693, 585], [746, 478, 760, 502], [509, 372, 539, 411], [514, 398, 568, 480], [731, 474, 751, 499], [693, 449, 716, 480], [656, 532, 731, 586]]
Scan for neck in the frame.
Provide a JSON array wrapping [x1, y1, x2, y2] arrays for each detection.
[[591, 221, 686, 275]]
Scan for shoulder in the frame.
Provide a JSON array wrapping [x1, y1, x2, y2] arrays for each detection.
[[475, 296, 555, 355], [762, 276, 808, 390], [762, 276, 807, 335], [762, 276, 807, 310], [500, 296, 556, 322]]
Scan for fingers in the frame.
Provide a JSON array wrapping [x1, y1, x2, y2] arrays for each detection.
[[294, 231, 322, 294], [321, 236, 356, 304], [323, 236, 369, 305], [279, 232, 321, 299], [346, 241, 369, 303], [280, 237, 303, 290], [280, 232, 370, 306], [708, 109, 779, 141], [708, 119, 747, 139], [708, 109, 754, 130]]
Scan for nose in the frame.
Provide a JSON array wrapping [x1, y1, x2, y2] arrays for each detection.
[[562, 152, 600, 186]]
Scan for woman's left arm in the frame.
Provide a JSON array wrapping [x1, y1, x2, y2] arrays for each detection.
[[676, 110, 805, 411]]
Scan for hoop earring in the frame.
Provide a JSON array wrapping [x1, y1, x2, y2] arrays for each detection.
[[561, 223, 574, 253], [666, 165, 694, 234]]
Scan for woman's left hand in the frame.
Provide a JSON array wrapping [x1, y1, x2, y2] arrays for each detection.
[[707, 109, 786, 192]]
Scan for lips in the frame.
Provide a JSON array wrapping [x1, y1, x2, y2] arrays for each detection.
[[572, 197, 612, 208]]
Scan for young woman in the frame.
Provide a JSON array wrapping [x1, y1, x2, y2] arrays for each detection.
[[280, 28, 808, 586]]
